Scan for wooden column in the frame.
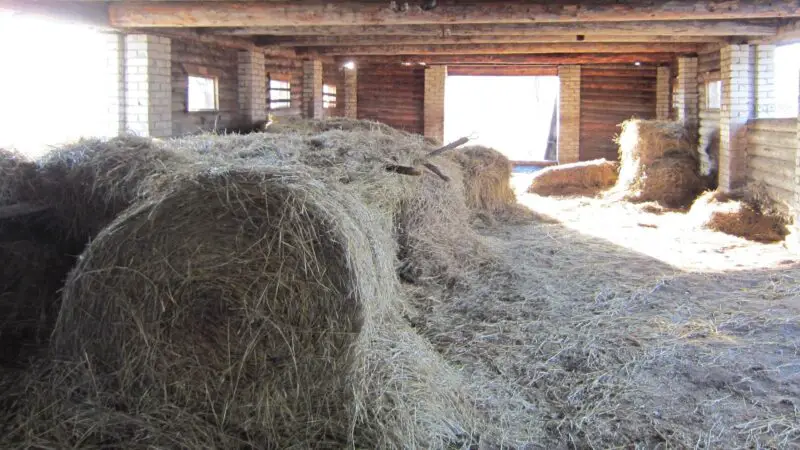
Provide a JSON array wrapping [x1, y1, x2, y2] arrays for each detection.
[[558, 65, 581, 164]]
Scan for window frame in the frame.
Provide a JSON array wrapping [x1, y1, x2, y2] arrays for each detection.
[[269, 75, 292, 110], [186, 75, 219, 113], [705, 79, 722, 111], [323, 84, 337, 109]]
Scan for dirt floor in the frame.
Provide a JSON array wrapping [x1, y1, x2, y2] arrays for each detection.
[[411, 186, 800, 448]]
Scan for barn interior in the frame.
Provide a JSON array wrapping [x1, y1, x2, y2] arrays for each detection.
[[1, 1, 800, 448]]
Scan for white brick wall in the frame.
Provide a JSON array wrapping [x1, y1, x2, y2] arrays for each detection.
[[103, 32, 125, 136], [424, 65, 446, 143], [755, 44, 776, 119], [656, 66, 671, 120], [344, 67, 357, 119], [719, 44, 754, 192], [237, 49, 267, 123], [675, 56, 699, 128], [124, 34, 172, 138], [558, 65, 580, 164], [302, 60, 323, 119]]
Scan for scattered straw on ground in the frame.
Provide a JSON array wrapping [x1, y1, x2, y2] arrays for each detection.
[[690, 190, 789, 243], [527, 159, 618, 197], [610, 119, 705, 208]]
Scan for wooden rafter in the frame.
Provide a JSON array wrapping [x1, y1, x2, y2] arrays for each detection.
[[258, 35, 728, 47], [108, 2, 800, 28], [345, 53, 677, 65], [304, 43, 701, 56]]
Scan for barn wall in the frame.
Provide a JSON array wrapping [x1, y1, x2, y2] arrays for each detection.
[[746, 118, 797, 210], [357, 63, 425, 134], [265, 57, 303, 118], [697, 49, 721, 173], [171, 39, 240, 136], [579, 66, 657, 161]]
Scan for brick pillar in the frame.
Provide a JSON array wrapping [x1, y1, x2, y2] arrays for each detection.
[[343, 66, 358, 119], [558, 65, 580, 164], [656, 66, 671, 120], [302, 59, 323, 119], [675, 56, 699, 129], [719, 44, 755, 192], [424, 65, 446, 143], [755, 44, 776, 119], [103, 32, 125, 136], [124, 34, 172, 138], [237, 49, 267, 124]]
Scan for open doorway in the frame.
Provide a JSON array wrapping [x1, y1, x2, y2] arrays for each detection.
[[444, 75, 559, 162]]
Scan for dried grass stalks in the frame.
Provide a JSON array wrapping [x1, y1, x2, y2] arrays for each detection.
[[450, 146, 536, 224], [611, 119, 705, 208], [689, 189, 789, 243], [527, 159, 618, 197], [4, 165, 476, 448]]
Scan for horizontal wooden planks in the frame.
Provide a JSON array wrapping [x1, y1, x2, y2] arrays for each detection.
[[580, 68, 657, 161], [746, 120, 798, 207], [357, 64, 424, 133]]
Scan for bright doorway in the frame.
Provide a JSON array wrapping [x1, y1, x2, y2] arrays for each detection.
[[444, 75, 559, 162]]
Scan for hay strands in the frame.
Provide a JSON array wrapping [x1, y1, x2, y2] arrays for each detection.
[[0, 202, 51, 220], [385, 135, 471, 182]]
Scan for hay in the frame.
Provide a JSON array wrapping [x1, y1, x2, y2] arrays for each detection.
[[611, 119, 704, 208], [689, 190, 789, 243], [0, 149, 37, 207], [4, 166, 477, 448], [170, 123, 496, 285], [527, 159, 618, 197]]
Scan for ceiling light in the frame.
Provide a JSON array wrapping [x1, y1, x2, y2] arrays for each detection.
[[343, 61, 355, 70], [634, 61, 642, 66]]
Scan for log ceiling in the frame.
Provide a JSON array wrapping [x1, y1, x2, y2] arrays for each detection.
[[5, 1, 800, 66]]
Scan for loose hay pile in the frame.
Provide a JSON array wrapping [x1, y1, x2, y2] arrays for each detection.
[[527, 159, 618, 197], [0, 120, 496, 448], [611, 119, 705, 208], [689, 190, 789, 243]]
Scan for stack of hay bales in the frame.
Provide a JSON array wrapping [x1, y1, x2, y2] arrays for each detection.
[[610, 119, 705, 208], [689, 190, 789, 243], [527, 159, 618, 197], [0, 120, 493, 448]]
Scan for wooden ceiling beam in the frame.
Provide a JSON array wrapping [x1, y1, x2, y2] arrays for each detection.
[[258, 35, 728, 47], [216, 20, 779, 37], [448, 66, 559, 76], [108, 2, 800, 28], [305, 43, 701, 56], [345, 53, 676, 66]]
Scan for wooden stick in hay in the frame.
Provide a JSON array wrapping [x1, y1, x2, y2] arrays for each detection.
[[385, 136, 471, 181], [0, 203, 51, 220]]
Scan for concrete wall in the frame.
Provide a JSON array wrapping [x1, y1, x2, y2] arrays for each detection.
[[170, 39, 240, 136]]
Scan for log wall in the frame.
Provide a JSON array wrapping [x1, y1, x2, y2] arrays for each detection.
[[580, 66, 657, 161], [357, 63, 425, 134], [265, 57, 303, 118], [746, 118, 797, 210]]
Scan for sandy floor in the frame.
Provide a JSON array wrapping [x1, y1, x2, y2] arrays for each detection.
[[412, 190, 800, 448]]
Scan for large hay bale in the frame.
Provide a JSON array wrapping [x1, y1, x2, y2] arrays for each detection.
[[527, 159, 618, 197], [689, 190, 789, 243], [3, 166, 476, 448], [611, 119, 704, 208], [0, 149, 37, 207]]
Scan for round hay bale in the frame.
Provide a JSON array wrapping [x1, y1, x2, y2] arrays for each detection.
[[633, 153, 705, 208], [617, 119, 694, 166], [527, 159, 618, 197], [6, 166, 476, 448], [33, 135, 190, 242], [690, 190, 789, 243]]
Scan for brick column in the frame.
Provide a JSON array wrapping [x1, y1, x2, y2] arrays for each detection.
[[124, 35, 172, 138], [302, 59, 323, 119], [755, 44, 776, 119], [719, 44, 755, 192], [558, 65, 580, 164], [237, 49, 267, 124], [343, 66, 358, 119], [424, 65, 446, 143], [656, 66, 671, 120], [675, 56, 699, 129], [103, 32, 125, 136]]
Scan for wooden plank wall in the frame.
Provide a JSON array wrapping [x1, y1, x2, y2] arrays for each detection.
[[357, 63, 425, 134], [697, 49, 721, 178], [265, 57, 303, 118], [580, 66, 657, 161], [746, 119, 797, 210]]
